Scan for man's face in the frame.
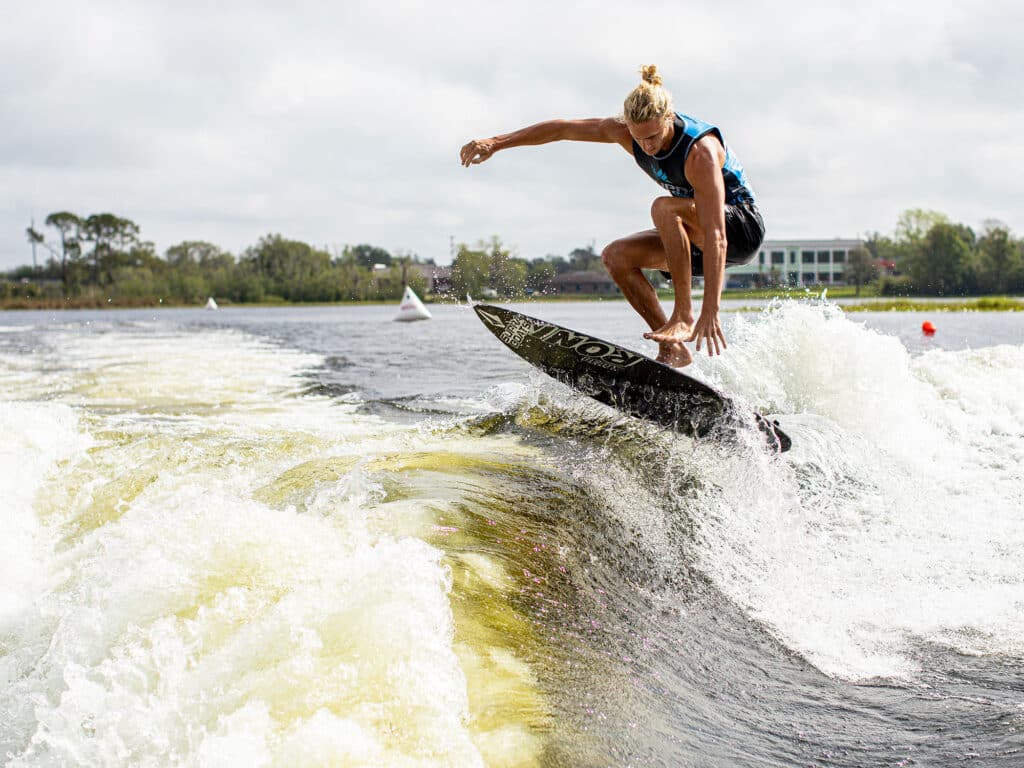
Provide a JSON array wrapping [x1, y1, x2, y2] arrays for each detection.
[[627, 117, 673, 156]]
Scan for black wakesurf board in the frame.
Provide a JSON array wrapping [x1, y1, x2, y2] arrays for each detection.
[[474, 303, 791, 453]]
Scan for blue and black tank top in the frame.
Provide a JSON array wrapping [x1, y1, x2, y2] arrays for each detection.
[[632, 112, 755, 205]]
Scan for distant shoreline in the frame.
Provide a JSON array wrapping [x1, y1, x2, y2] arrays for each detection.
[[2, 293, 1022, 312]]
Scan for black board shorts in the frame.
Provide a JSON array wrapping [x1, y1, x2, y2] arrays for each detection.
[[660, 201, 765, 280]]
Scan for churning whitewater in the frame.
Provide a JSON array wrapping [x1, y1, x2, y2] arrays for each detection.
[[1, 302, 1022, 766], [0, 327, 546, 766]]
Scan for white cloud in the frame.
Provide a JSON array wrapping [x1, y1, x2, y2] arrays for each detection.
[[2, 0, 1023, 269]]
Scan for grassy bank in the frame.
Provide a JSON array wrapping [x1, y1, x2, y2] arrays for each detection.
[[0, 296, 422, 310], [0, 296, 177, 310], [717, 285, 882, 300], [840, 297, 1024, 312], [724, 297, 1024, 313]]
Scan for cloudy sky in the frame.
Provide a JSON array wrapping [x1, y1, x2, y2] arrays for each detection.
[[2, 0, 1022, 270]]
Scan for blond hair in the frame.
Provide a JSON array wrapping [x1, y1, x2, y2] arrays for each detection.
[[623, 64, 674, 123]]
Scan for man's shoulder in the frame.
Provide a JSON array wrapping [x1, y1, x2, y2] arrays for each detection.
[[685, 134, 726, 168], [597, 116, 630, 136], [595, 117, 634, 152]]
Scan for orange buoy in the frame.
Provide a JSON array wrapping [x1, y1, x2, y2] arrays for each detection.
[[922, 320, 936, 335]]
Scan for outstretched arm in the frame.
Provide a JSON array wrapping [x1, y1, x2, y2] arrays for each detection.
[[460, 118, 632, 166]]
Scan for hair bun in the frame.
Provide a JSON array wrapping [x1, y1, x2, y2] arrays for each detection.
[[624, 64, 673, 122], [640, 64, 662, 87]]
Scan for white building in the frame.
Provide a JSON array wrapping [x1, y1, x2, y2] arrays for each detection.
[[725, 238, 865, 288]]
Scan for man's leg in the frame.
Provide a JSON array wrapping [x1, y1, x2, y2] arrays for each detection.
[[601, 229, 692, 367], [644, 196, 705, 348]]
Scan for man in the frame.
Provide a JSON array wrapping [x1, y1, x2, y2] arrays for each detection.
[[459, 65, 764, 368]]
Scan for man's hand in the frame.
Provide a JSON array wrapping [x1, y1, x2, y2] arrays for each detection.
[[460, 139, 497, 166], [687, 310, 728, 356]]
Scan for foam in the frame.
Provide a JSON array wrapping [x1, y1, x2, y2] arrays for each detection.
[[5, 483, 479, 766], [0, 327, 492, 766], [688, 301, 1024, 680], [0, 402, 90, 636]]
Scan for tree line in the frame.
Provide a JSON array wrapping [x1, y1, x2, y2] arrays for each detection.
[[3, 210, 609, 306], [859, 209, 1024, 296], [8, 212, 434, 304], [4, 208, 1023, 306], [449, 236, 605, 298]]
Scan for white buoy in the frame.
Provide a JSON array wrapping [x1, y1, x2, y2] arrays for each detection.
[[395, 286, 431, 322], [205, 297, 218, 310]]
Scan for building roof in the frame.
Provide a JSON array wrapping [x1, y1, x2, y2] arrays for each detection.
[[760, 238, 865, 248], [547, 270, 615, 285]]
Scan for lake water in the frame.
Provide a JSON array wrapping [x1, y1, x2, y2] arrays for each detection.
[[1, 299, 1022, 766]]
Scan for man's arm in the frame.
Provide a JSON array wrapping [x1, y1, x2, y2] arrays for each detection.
[[460, 118, 632, 166], [685, 136, 729, 356]]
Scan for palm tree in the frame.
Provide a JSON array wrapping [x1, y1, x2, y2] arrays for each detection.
[[26, 220, 45, 271]]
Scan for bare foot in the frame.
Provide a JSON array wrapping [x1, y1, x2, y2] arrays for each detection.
[[655, 340, 693, 368], [644, 319, 694, 345]]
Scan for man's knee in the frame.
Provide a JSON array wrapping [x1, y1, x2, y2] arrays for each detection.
[[601, 240, 630, 275], [650, 196, 682, 228]]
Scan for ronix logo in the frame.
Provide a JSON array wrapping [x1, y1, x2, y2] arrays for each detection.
[[533, 325, 645, 369]]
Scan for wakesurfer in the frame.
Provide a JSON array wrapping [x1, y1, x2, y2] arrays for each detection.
[[460, 65, 764, 368]]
